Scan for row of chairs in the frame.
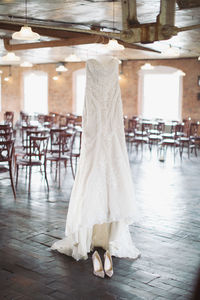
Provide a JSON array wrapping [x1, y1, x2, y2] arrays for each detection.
[[125, 118, 200, 159], [20, 111, 82, 129], [0, 123, 82, 198]]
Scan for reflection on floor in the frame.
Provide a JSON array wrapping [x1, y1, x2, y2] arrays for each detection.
[[0, 147, 200, 299]]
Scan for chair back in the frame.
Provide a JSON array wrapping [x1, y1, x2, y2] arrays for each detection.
[[27, 135, 49, 163], [0, 124, 13, 135], [59, 115, 68, 127], [0, 132, 13, 141], [70, 129, 82, 156], [128, 119, 138, 133], [50, 128, 73, 158], [20, 111, 30, 125], [50, 128, 66, 153], [21, 125, 38, 149], [174, 124, 184, 139], [190, 122, 199, 137], [4, 111, 14, 127], [0, 139, 14, 162]]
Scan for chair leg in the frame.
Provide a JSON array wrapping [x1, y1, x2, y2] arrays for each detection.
[[58, 161, 61, 188], [16, 164, 19, 189], [71, 156, 75, 179], [75, 157, 78, 174], [28, 166, 32, 194], [44, 161, 49, 192], [9, 161, 16, 199], [55, 161, 58, 181]]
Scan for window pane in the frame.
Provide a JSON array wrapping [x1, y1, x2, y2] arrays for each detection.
[[143, 72, 180, 120], [74, 69, 86, 116], [24, 72, 48, 114]]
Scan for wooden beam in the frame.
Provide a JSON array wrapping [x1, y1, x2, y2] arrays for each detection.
[[121, 0, 138, 31], [3, 35, 160, 53], [0, 21, 89, 39], [3, 36, 105, 51], [0, 20, 160, 53], [157, 0, 176, 26]]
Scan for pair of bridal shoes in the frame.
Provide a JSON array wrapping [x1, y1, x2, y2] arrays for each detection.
[[92, 250, 113, 278]]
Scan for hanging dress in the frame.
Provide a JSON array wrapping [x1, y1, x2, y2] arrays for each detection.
[[51, 56, 140, 261]]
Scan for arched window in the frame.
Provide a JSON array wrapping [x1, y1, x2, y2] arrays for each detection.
[[138, 66, 184, 121], [23, 71, 48, 114], [73, 68, 86, 116]]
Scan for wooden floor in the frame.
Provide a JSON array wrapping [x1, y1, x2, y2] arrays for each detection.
[[0, 147, 200, 300]]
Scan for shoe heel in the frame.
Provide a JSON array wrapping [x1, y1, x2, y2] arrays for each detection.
[[104, 250, 113, 278], [92, 251, 105, 278]]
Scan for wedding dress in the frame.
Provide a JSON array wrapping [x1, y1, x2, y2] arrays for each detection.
[[51, 56, 140, 261]]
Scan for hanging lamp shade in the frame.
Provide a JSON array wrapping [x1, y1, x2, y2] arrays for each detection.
[[12, 25, 40, 41], [106, 39, 125, 51], [64, 54, 81, 62], [20, 61, 33, 67], [141, 63, 154, 70], [56, 65, 68, 72], [2, 52, 20, 62]]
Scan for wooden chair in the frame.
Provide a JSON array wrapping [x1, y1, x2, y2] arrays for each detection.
[[0, 139, 16, 199], [0, 124, 13, 135], [47, 129, 73, 187], [148, 122, 165, 151], [70, 129, 82, 179], [20, 111, 30, 125], [4, 111, 14, 128], [16, 134, 49, 194], [189, 122, 200, 156]]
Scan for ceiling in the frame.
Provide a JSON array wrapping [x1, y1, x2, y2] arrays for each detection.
[[0, 0, 199, 65]]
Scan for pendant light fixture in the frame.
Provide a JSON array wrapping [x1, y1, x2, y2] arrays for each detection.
[[107, 39, 124, 51], [56, 63, 68, 72], [4, 65, 12, 82], [20, 61, 33, 67], [141, 63, 154, 70], [2, 52, 20, 62], [106, 1, 124, 51], [12, 0, 40, 41]]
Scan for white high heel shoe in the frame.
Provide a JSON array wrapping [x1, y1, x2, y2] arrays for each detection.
[[92, 251, 105, 278], [104, 250, 113, 278]]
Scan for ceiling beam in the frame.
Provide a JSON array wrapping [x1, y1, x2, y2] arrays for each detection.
[[121, 0, 139, 31], [3, 36, 105, 51], [0, 19, 162, 47], [176, 0, 200, 9], [157, 0, 176, 26], [3, 36, 160, 53], [0, 21, 89, 40]]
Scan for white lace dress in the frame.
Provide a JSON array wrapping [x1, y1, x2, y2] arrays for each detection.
[[51, 57, 140, 261]]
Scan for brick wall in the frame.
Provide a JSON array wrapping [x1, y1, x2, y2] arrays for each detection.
[[0, 58, 199, 123]]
